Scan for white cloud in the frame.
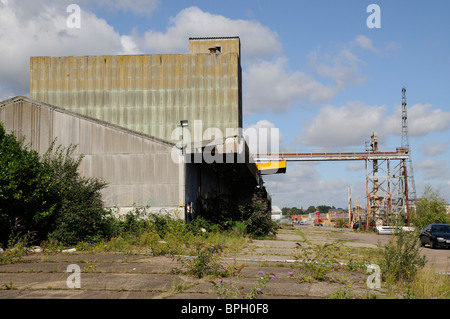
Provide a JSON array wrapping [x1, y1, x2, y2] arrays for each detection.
[[119, 35, 143, 54], [298, 101, 450, 149], [0, 1, 131, 99], [346, 162, 365, 172], [299, 101, 387, 148], [385, 41, 402, 52], [419, 141, 448, 156], [308, 48, 366, 86], [351, 35, 378, 53], [264, 162, 350, 208], [243, 57, 341, 114], [416, 159, 450, 181], [383, 103, 450, 137], [138, 6, 282, 58], [242, 45, 368, 115], [408, 103, 450, 136]]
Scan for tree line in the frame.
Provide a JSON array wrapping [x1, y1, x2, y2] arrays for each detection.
[[281, 205, 344, 217]]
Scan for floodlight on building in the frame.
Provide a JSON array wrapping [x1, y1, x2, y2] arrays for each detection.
[[180, 120, 189, 156]]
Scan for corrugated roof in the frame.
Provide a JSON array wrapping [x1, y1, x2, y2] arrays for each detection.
[[189, 36, 240, 40], [0, 95, 175, 147]]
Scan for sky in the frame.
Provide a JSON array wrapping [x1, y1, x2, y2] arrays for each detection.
[[1, 0, 449, 209]]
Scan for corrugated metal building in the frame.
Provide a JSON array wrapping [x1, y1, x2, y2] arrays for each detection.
[[0, 96, 182, 213], [1, 37, 265, 217], [29, 37, 242, 143], [0, 95, 262, 215]]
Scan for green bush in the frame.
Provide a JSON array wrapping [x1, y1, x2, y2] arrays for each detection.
[[41, 142, 110, 245], [240, 193, 277, 238], [178, 243, 229, 278], [378, 229, 426, 284], [186, 216, 218, 235], [110, 207, 151, 236], [0, 123, 111, 246], [197, 190, 277, 239], [0, 123, 56, 246], [412, 185, 449, 231]]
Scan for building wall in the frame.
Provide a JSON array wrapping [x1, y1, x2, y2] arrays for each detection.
[[30, 39, 242, 144], [189, 37, 241, 56], [0, 96, 182, 212]]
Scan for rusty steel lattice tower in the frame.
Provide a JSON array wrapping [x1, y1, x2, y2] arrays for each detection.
[[365, 87, 417, 228], [365, 132, 407, 228], [401, 87, 417, 212]]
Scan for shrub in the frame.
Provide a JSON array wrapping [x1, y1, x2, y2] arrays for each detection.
[[0, 123, 111, 246], [197, 190, 278, 239], [325, 287, 354, 299], [210, 270, 276, 299], [186, 216, 217, 235], [112, 207, 151, 236], [246, 271, 276, 299], [239, 193, 277, 238], [0, 123, 57, 246], [179, 243, 228, 278], [412, 185, 449, 231], [232, 221, 247, 236], [42, 142, 110, 245], [293, 241, 344, 282], [378, 229, 426, 284]]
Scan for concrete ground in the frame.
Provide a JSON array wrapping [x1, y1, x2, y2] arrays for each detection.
[[0, 225, 449, 300]]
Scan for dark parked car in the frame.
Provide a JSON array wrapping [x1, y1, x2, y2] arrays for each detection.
[[419, 224, 450, 249]]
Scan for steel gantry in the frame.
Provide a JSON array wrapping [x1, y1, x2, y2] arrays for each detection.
[[253, 132, 411, 230]]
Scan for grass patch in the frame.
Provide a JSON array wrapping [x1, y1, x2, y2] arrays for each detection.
[[294, 229, 311, 244], [401, 267, 450, 299]]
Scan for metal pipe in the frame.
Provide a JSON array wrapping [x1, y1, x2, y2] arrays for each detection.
[[404, 160, 410, 227]]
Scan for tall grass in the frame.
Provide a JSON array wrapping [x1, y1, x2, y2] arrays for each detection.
[[70, 209, 250, 257], [406, 267, 450, 299], [378, 229, 426, 284]]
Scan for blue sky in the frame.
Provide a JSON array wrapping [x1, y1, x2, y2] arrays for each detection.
[[1, 0, 449, 209]]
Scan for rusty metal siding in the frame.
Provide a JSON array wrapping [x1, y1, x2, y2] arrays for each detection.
[[30, 52, 241, 143], [0, 97, 181, 209]]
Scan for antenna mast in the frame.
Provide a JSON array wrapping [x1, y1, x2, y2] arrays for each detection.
[[401, 87, 417, 213]]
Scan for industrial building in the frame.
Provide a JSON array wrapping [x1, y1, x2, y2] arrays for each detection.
[[0, 37, 266, 218], [29, 37, 243, 144]]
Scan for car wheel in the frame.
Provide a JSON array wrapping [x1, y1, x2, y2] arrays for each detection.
[[430, 239, 436, 249], [420, 239, 425, 247]]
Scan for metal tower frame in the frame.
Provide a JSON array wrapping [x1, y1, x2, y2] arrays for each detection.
[[253, 87, 417, 229], [401, 87, 417, 215], [253, 133, 410, 230], [365, 133, 408, 228]]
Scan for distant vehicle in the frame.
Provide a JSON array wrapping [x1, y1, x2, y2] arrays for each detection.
[[375, 225, 415, 235], [419, 224, 450, 249]]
